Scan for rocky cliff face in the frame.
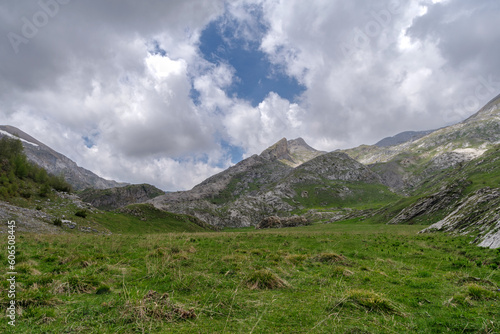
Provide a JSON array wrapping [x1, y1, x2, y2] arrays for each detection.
[[388, 181, 467, 225], [294, 152, 381, 183], [0, 125, 125, 190]]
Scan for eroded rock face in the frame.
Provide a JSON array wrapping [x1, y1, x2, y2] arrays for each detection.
[[420, 187, 500, 249], [293, 152, 382, 183]]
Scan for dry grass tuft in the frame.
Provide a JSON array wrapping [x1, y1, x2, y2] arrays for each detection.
[[285, 254, 308, 265], [246, 269, 289, 290], [122, 290, 196, 322], [312, 252, 349, 265], [332, 289, 401, 314]]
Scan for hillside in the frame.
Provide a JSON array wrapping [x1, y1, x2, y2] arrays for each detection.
[[0, 125, 126, 191], [375, 129, 436, 147], [345, 93, 500, 167], [0, 136, 212, 234], [79, 184, 165, 210]]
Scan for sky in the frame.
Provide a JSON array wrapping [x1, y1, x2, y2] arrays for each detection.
[[1, 0, 499, 191]]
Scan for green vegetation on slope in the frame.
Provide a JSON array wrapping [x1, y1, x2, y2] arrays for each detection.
[[0, 136, 72, 199], [288, 180, 401, 212], [1, 223, 498, 333], [95, 203, 216, 233]]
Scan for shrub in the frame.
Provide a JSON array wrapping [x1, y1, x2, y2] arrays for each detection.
[[39, 184, 51, 197], [75, 210, 88, 218], [53, 218, 63, 227], [48, 174, 72, 193]]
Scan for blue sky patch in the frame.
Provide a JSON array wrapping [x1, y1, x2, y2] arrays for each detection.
[[82, 136, 94, 148], [221, 139, 244, 164], [198, 14, 305, 107]]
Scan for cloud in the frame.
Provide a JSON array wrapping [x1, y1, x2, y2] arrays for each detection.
[[223, 92, 304, 156], [256, 0, 500, 149], [1, 0, 499, 190]]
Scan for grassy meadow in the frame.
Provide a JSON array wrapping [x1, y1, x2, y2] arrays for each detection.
[[1, 220, 499, 333]]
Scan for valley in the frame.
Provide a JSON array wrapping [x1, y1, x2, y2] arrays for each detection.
[[0, 94, 499, 333]]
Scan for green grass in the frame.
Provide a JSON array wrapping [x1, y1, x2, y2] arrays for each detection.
[[287, 181, 401, 212], [92, 204, 214, 234], [1, 222, 498, 333]]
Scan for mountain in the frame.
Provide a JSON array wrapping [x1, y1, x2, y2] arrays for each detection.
[[0, 125, 125, 191], [2, 92, 499, 247], [374, 130, 436, 147], [150, 138, 397, 227]]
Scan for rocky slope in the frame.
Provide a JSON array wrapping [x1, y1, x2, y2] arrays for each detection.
[[375, 130, 436, 147], [0, 125, 125, 190], [420, 187, 500, 249], [381, 142, 500, 248], [79, 184, 165, 210], [346, 93, 500, 165], [0, 192, 105, 234], [261, 137, 326, 167]]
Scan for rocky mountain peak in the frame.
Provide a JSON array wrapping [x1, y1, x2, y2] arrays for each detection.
[[259, 137, 290, 161], [259, 137, 325, 167], [288, 137, 318, 152]]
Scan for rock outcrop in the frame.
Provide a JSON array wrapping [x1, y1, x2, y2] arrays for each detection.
[[256, 215, 310, 229], [79, 184, 165, 210], [388, 181, 467, 225], [420, 187, 500, 249], [294, 152, 381, 183]]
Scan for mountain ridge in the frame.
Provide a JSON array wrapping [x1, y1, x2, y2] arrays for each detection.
[[0, 125, 126, 191], [2, 92, 499, 248]]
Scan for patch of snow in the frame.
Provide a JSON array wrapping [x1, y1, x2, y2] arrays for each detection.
[[0, 130, 39, 147]]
